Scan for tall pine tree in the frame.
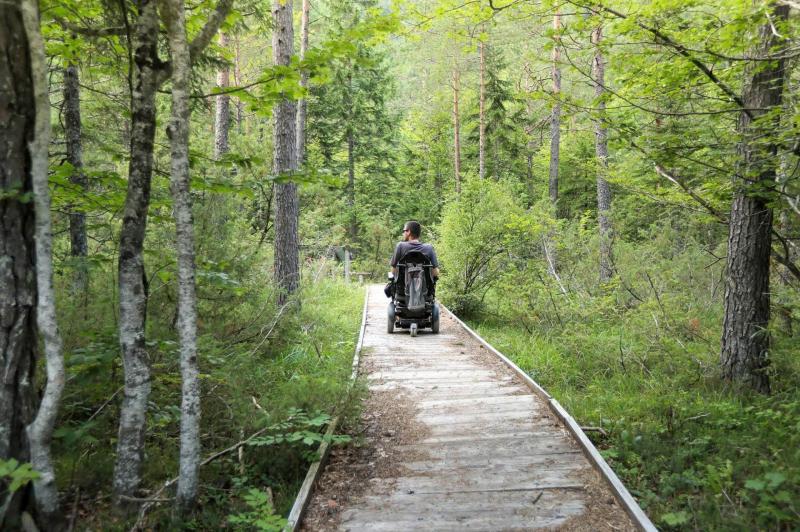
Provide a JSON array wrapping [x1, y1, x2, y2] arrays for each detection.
[[308, 0, 397, 248]]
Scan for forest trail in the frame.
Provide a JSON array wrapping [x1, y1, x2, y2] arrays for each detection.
[[301, 285, 655, 531]]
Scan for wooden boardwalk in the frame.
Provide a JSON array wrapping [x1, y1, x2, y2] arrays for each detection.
[[299, 285, 655, 531]]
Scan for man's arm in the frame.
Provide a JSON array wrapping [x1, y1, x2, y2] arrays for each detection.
[[429, 246, 440, 279], [390, 243, 401, 277]]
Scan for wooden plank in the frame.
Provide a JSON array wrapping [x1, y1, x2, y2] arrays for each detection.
[[417, 430, 579, 444], [417, 393, 532, 408], [396, 435, 577, 459], [342, 492, 587, 531], [416, 408, 538, 426], [370, 475, 586, 495]]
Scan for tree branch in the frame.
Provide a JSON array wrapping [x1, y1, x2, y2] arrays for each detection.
[[566, 0, 752, 120], [189, 0, 234, 63], [653, 164, 727, 222], [156, 0, 234, 86], [53, 17, 126, 37]]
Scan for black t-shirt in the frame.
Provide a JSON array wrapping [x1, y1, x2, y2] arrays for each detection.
[[390, 240, 439, 267]]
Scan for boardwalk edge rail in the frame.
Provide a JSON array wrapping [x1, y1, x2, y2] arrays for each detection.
[[442, 305, 658, 532], [285, 286, 370, 531]]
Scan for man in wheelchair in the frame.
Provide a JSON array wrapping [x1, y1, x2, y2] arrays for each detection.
[[385, 221, 441, 336]]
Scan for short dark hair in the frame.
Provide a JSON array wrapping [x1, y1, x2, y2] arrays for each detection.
[[404, 221, 421, 238]]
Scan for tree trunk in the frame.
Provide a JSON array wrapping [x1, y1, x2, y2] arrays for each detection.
[[235, 37, 243, 133], [592, 25, 613, 283], [0, 4, 39, 528], [452, 67, 461, 195], [776, 209, 794, 335], [347, 129, 357, 241], [63, 63, 89, 294], [21, 1, 66, 525], [478, 39, 486, 180], [523, 63, 537, 205], [720, 4, 790, 394], [545, 12, 562, 279], [162, 0, 201, 513], [213, 32, 230, 160], [272, 0, 299, 303], [548, 12, 561, 209], [114, 0, 159, 507], [296, 0, 310, 167]]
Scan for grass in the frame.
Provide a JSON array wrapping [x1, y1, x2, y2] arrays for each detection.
[[466, 307, 800, 530]]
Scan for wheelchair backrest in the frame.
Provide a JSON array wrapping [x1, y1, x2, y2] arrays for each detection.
[[397, 250, 435, 310]]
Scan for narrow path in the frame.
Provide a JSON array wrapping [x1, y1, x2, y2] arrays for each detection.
[[302, 285, 648, 531]]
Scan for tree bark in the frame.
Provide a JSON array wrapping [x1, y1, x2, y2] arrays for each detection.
[[296, 0, 310, 167], [478, 39, 486, 180], [548, 12, 561, 209], [213, 32, 230, 160], [776, 209, 794, 335], [545, 12, 562, 279], [21, 0, 66, 525], [235, 37, 243, 133], [114, 0, 159, 507], [272, 0, 299, 303], [63, 63, 89, 294], [0, 4, 39, 528], [161, 0, 201, 513], [452, 67, 462, 195], [720, 4, 790, 394], [592, 25, 613, 283], [347, 129, 357, 241]]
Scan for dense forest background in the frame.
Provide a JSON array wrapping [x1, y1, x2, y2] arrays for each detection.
[[1, 0, 799, 530]]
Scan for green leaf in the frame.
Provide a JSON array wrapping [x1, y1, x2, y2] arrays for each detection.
[[661, 511, 690, 526], [744, 479, 766, 491]]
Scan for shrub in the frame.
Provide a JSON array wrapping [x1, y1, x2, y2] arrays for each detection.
[[437, 178, 536, 314]]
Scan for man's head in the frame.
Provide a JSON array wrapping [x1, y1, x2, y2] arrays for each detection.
[[402, 221, 421, 241]]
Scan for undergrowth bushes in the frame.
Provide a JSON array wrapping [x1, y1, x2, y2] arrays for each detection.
[[55, 268, 364, 529], [438, 179, 800, 530]]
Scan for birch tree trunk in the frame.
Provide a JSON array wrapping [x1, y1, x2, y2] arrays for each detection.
[[592, 25, 613, 283], [110, 0, 231, 509], [63, 63, 89, 294], [114, 0, 160, 506], [0, 4, 39, 528], [21, 1, 66, 525], [161, 0, 201, 513], [548, 12, 561, 208], [545, 12, 562, 279], [214, 32, 230, 160], [478, 39, 486, 180], [452, 67, 462, 195], [296, 0, 310, 167], [272, 0, 300, 303], [720, 3, 790, 394]]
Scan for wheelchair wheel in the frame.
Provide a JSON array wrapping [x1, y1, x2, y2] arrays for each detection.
[[431, 303, 440, 334], [387, 302, 395, 334]]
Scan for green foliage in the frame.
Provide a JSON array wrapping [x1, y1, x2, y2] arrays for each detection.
[[247, 409, 351, 449], [0, 459, 40, 494], [437, 178, 538, 314], [227, 488, 287, 531]]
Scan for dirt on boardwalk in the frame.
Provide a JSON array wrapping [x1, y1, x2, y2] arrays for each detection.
[[300, 387, 429, 531]]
